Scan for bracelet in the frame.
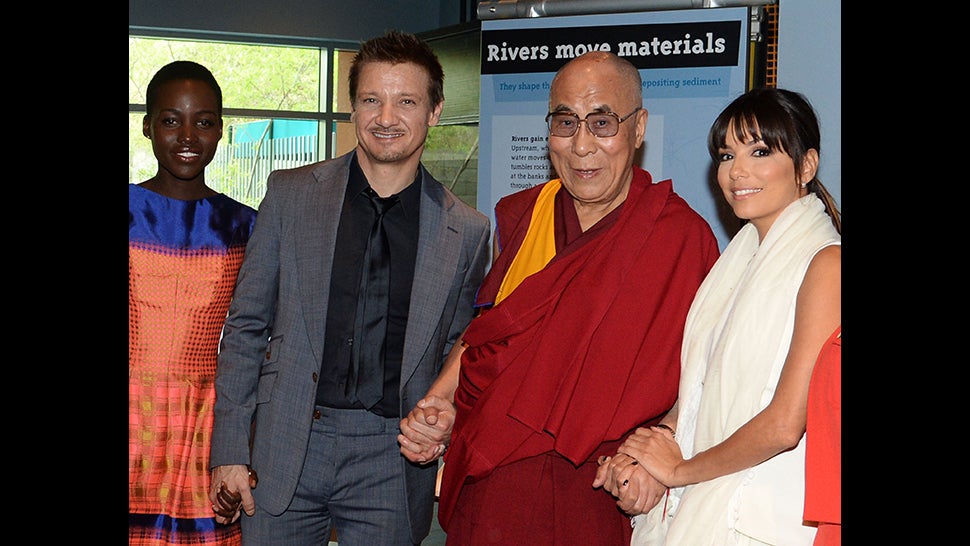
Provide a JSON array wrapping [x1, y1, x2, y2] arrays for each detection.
[[654, 424, 676, 438]]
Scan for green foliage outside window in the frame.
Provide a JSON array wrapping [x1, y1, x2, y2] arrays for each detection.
[[130, 36, 480, 210]]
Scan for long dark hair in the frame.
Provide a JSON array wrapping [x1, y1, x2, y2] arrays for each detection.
[[708, 88, 840, 234]]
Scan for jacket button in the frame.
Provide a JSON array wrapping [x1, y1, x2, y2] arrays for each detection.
[[312, 372, 318, 382], [314, 409, 322, 420]]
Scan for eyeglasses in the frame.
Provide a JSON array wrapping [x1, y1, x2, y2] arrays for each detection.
[[545, 108, 641, 138]]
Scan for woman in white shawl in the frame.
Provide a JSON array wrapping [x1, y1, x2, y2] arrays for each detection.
[[594, 88, 841, 546]]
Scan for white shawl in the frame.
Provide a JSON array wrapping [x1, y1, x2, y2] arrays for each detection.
[[633, 194, 840, 546]]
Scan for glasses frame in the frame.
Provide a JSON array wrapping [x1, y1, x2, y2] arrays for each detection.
[[544, 107, 641, 138]]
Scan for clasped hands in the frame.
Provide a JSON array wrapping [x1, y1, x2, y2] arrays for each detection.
[[209, 464, 259, 524], [398, 395, 454, 464], [592, 425, 680, 516]]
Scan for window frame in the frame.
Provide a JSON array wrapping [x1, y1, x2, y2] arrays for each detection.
[[129, 26, 483, 210], [129, 27, 360, 161]]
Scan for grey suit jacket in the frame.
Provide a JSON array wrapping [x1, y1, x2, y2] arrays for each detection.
[[211, 150, 490, 543]]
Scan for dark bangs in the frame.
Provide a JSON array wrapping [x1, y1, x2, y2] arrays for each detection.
[[707, 88, 819, 171]]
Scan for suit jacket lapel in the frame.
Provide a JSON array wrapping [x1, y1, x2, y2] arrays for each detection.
[[402, 167, 460, 379], [297, 154, 351, 364]]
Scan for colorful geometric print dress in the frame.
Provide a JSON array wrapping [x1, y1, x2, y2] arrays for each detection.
[[129, 184, 257, 545]]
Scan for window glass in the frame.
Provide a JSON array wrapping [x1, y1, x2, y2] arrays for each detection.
[[130, 112, 323, 209], [130, 34, 480, 211], [333, 49, 356, 113], [424, 125, 479, 209], [129, 37, 321, 111], [130, 36, 333, 206]]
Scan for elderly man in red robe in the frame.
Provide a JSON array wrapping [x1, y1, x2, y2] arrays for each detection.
[[398, 51, 720, 545]]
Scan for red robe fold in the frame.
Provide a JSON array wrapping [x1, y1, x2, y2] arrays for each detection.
[[439, 168, 720, 532]]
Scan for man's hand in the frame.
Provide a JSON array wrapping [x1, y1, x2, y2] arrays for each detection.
[[398, 395, 455, 464]]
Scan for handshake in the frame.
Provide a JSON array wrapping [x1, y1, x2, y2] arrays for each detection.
[[213, 466, 259, 522]]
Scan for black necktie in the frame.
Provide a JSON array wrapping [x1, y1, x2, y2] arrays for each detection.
[[347, 188, 399, 409]]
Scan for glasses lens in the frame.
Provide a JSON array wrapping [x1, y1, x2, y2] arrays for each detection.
[[547, 112, 621, 137], [549, 113, 578, 137], [587, 114, 618, 137]]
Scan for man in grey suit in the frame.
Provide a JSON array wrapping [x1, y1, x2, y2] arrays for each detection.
[[208, 30, 490, 545]]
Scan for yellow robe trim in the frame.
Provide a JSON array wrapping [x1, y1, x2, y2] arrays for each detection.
[[494, 179, 561, 305]]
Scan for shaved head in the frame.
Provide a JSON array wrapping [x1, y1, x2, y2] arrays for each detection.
[[551, 52, 642, 110]]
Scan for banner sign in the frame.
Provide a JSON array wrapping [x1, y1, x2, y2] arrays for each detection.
[[478, 7, 750, 249]]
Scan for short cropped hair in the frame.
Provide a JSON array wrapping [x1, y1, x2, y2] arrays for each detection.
[[348, 30, 444, 109], [145, 60, 223, 116]]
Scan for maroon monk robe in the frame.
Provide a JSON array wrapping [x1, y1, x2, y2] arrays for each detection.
[[439, 168, 720, 536]]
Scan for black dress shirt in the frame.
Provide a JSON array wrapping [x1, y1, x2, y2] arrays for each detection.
[[316, 153, 421, 417]]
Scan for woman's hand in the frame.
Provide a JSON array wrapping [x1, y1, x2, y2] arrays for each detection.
[[593, 451, 668, 516]]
